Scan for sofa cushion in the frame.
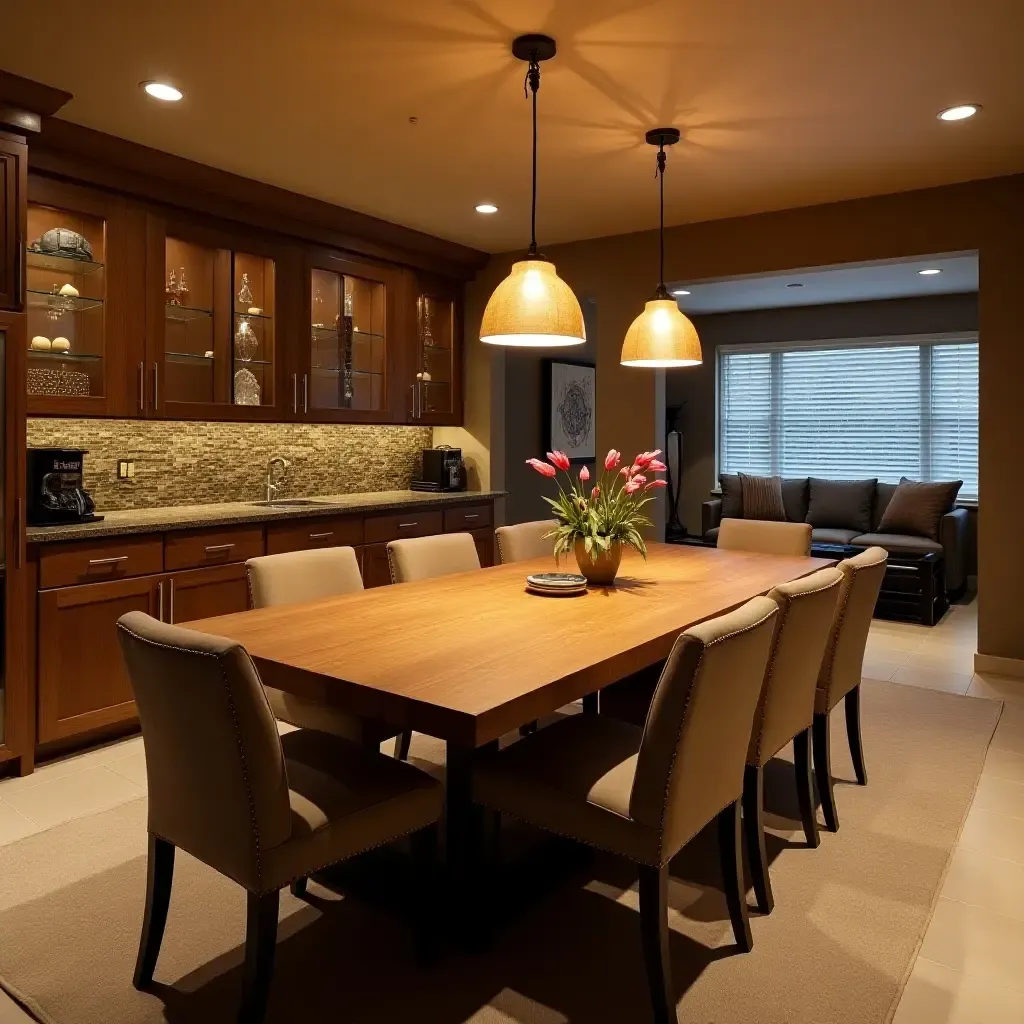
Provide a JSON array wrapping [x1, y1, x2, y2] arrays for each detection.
[[705, 526, 720, 543], [811, 528, 862, 546], [877, 477, 962, 541], [781, 477, 810, 524], [872, 481, 899, 531], [806, 478, 877, 533], [719, 473, 743, 519], [740, 473, 786, 520], [851, 532, 943, 555]]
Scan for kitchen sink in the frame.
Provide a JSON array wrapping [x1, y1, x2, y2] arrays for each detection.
[[249, 498, 339, 508]]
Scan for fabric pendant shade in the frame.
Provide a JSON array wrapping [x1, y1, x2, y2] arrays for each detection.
[[479, 35, 585, 348]]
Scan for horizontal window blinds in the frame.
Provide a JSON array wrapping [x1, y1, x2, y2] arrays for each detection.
[[718, 336, 978, 501]]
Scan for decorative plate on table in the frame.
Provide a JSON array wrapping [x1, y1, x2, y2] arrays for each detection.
[[526, 572, 588, 596]]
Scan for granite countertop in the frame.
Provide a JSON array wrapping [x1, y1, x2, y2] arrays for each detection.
[[26, 490, 507, 543]]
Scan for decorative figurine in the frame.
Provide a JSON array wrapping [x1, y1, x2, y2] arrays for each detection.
[[237, 272, 254, 306], [234, 367, 261, 406], [176, 267, 189, 307], [52, 337, 71, 353], [312, 288, 325, 328], [59, 283, 80, 298], [166, 268, 179, 305], [31, 335, 52, 351], [235, 316, 258, 361]]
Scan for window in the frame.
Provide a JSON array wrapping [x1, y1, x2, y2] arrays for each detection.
[[717, 334, 978, 500]]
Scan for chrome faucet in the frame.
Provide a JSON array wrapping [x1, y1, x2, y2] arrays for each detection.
[[265, 456, 290, 502]]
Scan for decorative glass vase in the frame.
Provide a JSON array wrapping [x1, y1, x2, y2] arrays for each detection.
[[234, 316, 258, 361], [574, 537, 622, 585]]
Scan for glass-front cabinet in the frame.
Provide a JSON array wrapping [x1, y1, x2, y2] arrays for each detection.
[[409, 274, 460, 424]]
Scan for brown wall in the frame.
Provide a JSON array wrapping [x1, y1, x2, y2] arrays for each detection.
[[466, 174, 1023, 661]]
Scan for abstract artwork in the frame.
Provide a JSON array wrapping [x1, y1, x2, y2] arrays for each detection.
[[546, 360, 596, 463]]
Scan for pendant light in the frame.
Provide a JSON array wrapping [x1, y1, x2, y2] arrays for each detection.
[[480, 35, 585, 348], [620, 128, 702, 367]]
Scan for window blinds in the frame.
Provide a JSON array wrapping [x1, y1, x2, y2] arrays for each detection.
[[718, 336, 979, 500]]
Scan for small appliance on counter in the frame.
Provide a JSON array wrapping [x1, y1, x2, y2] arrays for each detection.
[[27, 447, 103, 526], [412, 445, 466, 492]]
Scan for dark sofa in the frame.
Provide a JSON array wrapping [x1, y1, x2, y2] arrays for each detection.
[[701, 475, 969, 595]]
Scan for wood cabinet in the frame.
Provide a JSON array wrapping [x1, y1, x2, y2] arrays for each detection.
[[164, 563, 250, 625], [362, 542, 392, 588], [0, 132, 27, 312], [405, 272, 462, 425]]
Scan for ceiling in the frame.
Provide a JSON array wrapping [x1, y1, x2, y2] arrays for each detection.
[[670, 254, 979, 314], [2, 1, 1023, 253]]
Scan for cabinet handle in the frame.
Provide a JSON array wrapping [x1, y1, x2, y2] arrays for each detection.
[[292, 373, 298, 415], [303, 374, 308, 414], [157, 581, 165, 621], [169, 578, 175, 624], [398, 521, 418, 529], [87, 555, 129, 567], [463, 514, 479, 520], [204, 543, 235, 554], [138, 362, 145, 412], [411, 382, 418, 419], [308, 531, 333, 540], [152, 363, 160, 410]]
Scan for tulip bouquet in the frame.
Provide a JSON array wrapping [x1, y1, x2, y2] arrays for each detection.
[[526, 448, 667, 582]]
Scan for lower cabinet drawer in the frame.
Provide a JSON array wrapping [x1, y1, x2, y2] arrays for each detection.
[[444, 503, 492, 532], [164, 525, 265, 571], [266, 516, 364, 555], [364, 510, 443, 544], [39, 535, 164, 590]]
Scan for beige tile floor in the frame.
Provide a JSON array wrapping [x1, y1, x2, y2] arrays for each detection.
[[0, 596, 1021, 1023]]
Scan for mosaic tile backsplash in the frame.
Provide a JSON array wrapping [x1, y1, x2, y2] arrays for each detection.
[[27, 419, 434, 511]]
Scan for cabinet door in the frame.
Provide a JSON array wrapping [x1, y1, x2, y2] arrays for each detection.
[[362, 542, 392, 588], [37, 575, 159, 742], [405, 272, 462, 426], [166, 563, 251, 625], [0, 133, 27, 312], [471, 527, 494, 568]]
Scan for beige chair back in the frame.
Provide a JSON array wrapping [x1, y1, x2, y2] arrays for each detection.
[[718, 517, 812, 556], [116, 611, 290, 888], [495, 520, 557, 564], [630, 596, 778, 860], [246, 546, 363, 608], [387, 532, 481, 583], [749, 567, 844, 765], [817, 546, 888, 712]]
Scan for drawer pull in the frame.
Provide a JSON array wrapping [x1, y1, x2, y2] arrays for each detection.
[[309, 531, 334, 540], [204, 543, 236, 554], [398, 521, 418, 529], [463, 514, 479, 520], [87, 556, 129, 567]]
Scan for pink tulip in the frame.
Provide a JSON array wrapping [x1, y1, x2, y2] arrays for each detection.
[[647, 459, 668, 473], [645, 479, 668, 490], [547, 450, 570, 471], [579, 464, 590, 482], [620, 466, 632, 478], [630, 464, 643, 475], [526, 458, 556, 478], [631, 474, 647, 487], [591, 486, 601, 500], [634, 449, 662, 468], [625, 478, 642, 495], [604, 449, 621, 470]]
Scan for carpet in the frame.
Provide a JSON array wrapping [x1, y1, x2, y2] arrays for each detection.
[[0, 680, 1000, 1024]]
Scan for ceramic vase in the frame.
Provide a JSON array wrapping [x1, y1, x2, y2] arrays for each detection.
[[574, 537, 622, 585]]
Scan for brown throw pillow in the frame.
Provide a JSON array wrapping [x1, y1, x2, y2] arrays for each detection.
[[805, 478, 877, 534], [878, 477, 962, 541], [739, 473, 786, 521], [719, 473, 743, 518]]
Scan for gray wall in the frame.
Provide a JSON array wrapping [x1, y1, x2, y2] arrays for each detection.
[[666, 292, 979, 534]]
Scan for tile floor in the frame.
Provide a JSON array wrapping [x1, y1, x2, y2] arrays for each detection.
[[0, 596, 1022, 1022]]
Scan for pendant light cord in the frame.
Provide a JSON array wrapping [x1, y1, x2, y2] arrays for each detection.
[[524, 57, 541, 257], [656, 142, 668, 295]]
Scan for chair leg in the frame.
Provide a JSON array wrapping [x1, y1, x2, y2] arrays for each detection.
[[813, 711, 839, 832], [239, 890, 279, 1024], [289, 877, 307, 898], [133, 835, 175, 990], [394, 730, 412, 761], [741, 765, 774, 914], [717, 800, 753, 952], [793, 728, 820, 849], [582, 692, 599, 715], [638, 864, 674, 1024], [410, 824, 439, 966], [845, 684, 868, 785]]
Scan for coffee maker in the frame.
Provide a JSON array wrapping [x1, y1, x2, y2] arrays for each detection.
[[27, 448, 102, 525]]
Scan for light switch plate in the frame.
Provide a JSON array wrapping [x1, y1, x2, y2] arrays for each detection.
[[118, 460, 136, 480]]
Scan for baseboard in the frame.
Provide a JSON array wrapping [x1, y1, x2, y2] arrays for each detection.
[[974, 652, 1024, 678]]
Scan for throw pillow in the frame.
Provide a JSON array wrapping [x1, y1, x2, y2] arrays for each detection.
[[878, 477, 962, 541], [805, 478, 877, 533], [719, 473, 743, 519], [781, 477, 810, 523], [739, 473, 786, 521]]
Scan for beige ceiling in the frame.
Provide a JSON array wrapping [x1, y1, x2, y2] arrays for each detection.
[[3, 0, 1023, 254]]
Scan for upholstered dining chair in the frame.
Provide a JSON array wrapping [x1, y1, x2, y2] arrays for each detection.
[[246, 547, 413, 761], [117, 611, 442, 1024], [743, 567, 844, 914], [813, 546, 888, 831], [473, 597, 779, 1024], [717, 517, 813, 556], [387, 531, 481, 583], [495, 519, 557, 564]]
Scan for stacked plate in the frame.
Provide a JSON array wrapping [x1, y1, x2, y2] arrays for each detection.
[[526, 572, 588, 597]]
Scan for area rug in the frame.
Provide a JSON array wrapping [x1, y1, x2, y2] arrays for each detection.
[[0, 680, 1000, 1024]]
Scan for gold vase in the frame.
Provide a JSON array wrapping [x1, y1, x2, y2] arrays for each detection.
[[574, 537, 623, 586]]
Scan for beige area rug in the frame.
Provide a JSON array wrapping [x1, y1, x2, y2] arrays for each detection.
[[0, 681, 1000, 1024]]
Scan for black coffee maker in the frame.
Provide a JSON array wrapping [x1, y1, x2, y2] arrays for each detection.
[[27, 448, 103, 525]]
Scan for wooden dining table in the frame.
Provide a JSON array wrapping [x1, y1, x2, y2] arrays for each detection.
[[188, 541, 833, 902]]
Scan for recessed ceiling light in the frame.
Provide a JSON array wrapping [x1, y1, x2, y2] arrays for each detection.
[[938, 104, 980, 122], [918, 268, 942, 276], [786, 282, 804, 288], [475, 203, 498, 214], [142, 81, 183, 102], [672, 289, 690, 296]]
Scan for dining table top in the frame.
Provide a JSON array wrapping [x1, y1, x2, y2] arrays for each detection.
[[186, 543, 834, 747]]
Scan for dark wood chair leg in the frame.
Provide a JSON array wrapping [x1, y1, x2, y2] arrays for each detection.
[[133, 835, 175, 990], [741, 765, 774, 914], [638, 863, 674, 1024], [793, 728, 820, 849], [845, 684, 868, 785], [813, 711, 839, 832], [289, 877, 307, 898], [394, 730, 412, 760], [239, 890, 279, 1024], [411, 824, 440, 965], [582, 692, 599, 715], [717, 800, 753, 952]]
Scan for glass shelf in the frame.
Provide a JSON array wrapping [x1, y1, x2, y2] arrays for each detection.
[[27, 290, 104, 312], [423, 343, 451, 352], [165, 351, 272, 367], [311, 366, 383, 377], [26, 250, 105, 276], [311, 325, 384, 341], [233, 309, 273, 322], [27, 349, 102, 361], [165, 304, 213, 322]]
